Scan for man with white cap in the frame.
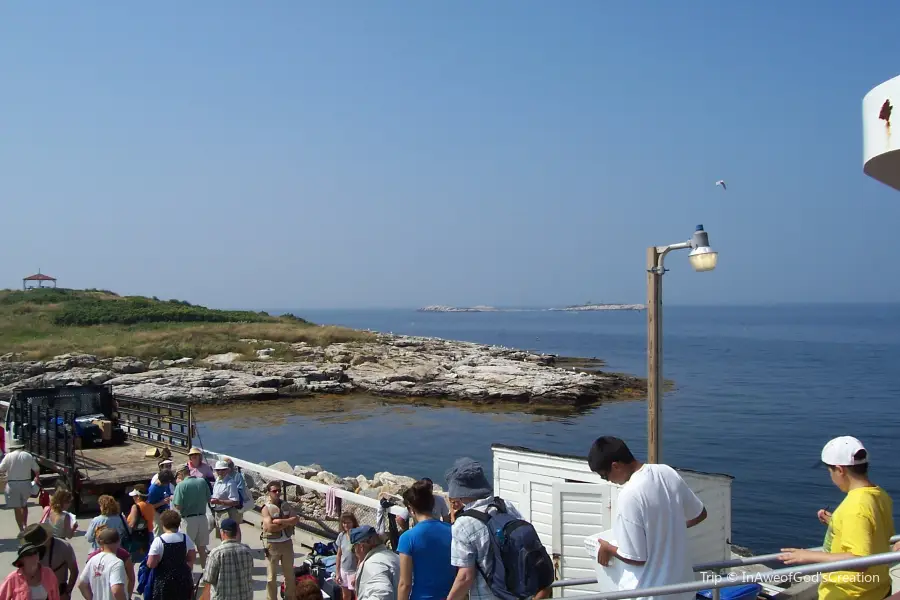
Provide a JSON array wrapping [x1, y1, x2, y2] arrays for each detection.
[[210, 460, 241, 538], [779, 436, 895, 600]]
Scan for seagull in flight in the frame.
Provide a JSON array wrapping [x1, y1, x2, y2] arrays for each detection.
[[715, 180, 727, 190]]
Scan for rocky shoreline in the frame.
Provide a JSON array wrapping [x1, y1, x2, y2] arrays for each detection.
[[0, 333, 645, 407]]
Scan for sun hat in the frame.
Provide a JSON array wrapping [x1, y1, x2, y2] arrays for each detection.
[[12, 543, 42, 567], [822, 436, 868, 466], [158, 459, 174, 467], [188, 447, 203, 456], [20, 523, 52, 547], [444, 457, 492, 500], [214, 460, 230, 470], [129, 485, 148, 498]]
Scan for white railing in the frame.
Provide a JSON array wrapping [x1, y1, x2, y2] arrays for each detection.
[[553, 549, 900, 599], [199, 447, 405, 517], [552, 533, 900, 590]]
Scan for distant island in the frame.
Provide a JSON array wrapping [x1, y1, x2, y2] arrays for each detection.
[[551, 303, 646, 312], [418, 305, 500, 312], [418, 304, 645, 312]]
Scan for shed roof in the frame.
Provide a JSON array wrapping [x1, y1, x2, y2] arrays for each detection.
[[23, 273, 56, 281]]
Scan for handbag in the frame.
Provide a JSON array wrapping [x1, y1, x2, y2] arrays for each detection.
[[38, 488, 50, 508]]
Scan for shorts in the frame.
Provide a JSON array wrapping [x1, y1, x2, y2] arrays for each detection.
[[182, 514, 210, 547], [5, 481, 31, 508], [339, 571, 356, 590]]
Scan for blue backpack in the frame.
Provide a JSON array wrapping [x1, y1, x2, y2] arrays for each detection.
[[460, 498, 555, 600]]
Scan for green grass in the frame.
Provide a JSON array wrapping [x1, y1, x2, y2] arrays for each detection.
[[0, 288, 374, 361]]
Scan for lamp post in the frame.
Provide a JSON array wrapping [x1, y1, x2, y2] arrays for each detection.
[[646, 224, 717, 464]]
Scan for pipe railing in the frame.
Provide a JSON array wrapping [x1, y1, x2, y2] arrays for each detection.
[[557, 549, 900, 600], [200, 447, 408, 517], [552, 534, 900, 589]]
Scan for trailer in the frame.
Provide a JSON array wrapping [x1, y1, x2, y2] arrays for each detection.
[[5, 384, 194, 512]]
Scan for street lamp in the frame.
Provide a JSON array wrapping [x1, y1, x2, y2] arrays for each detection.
[[646, 224, 717, 464]]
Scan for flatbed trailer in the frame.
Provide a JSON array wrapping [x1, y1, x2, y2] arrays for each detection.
[[5, 385, 194, 512]]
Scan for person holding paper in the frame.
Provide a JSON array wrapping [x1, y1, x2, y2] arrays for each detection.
[[587, 436, 707, 600]]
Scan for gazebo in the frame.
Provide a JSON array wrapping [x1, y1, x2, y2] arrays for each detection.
[[23, 271, 57, 290]]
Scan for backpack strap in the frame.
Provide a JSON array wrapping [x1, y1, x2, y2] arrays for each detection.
[[458, 503, 508, 589]]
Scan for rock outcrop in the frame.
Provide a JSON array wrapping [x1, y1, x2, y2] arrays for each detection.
[[0, 334, 644, 407]]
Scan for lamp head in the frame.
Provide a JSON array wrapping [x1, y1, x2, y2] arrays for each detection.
[[689, 224, 718, 272]]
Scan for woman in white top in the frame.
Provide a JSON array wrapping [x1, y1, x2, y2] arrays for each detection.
[[147, 510, 196, 600], [41, 489, 78, 539]]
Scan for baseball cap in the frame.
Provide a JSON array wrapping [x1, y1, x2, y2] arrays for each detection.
[[214, 461, 230, 470], [821, 436, 868, 466], [220, 518, 239, 535], [349, 525, 378, 545]]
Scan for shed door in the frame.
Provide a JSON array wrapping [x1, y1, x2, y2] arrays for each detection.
[[551, 483, 612, 597], [521, 475, 555, 550]]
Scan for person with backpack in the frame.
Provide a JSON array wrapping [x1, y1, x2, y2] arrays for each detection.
[[21, 523, 78, 600], [261, 480, 299, 600], [126, 485, 155, 563], [444, 457, 554, 600]]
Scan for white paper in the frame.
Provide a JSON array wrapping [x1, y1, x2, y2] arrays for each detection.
[[584, 530, 642, 593]]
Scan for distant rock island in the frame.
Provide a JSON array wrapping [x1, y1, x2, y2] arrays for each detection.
[[551, 303, 646, 312], [418, 305, 500, 312], [418, 304, 645, 312]]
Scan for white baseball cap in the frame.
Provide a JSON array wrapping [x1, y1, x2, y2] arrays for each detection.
[[214, 461, 230, 470], [821, 436, 868, 466]]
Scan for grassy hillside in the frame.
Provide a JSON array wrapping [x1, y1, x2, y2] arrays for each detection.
[[0, 288, 373, 361]]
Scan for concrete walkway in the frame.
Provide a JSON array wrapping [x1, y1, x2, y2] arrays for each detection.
[[0, 494, 310, 599]]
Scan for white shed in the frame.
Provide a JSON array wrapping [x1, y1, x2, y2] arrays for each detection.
[[491, 444, 733, 597]]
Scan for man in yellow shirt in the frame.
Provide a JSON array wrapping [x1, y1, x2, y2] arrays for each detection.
[[780, 436, 895, 600]]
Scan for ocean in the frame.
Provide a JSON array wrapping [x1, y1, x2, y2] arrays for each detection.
[[195, 304, 900, 555]]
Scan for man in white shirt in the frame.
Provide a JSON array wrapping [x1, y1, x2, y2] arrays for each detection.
[[588, 436, 708, 600], [0, 448, 40, 532], [422, 478, 452, 522], [77, 528, 127, 600]]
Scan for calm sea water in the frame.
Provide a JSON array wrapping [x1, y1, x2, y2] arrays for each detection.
[[196, 304, 900, 554]]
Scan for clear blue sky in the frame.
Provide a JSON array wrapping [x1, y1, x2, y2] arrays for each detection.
[[3, 2, 900, 309]]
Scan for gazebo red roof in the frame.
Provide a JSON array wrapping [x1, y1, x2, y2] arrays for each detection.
[[24, 273, 56, 281]]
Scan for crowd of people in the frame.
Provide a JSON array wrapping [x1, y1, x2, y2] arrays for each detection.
[[2, 435, 898, 600]]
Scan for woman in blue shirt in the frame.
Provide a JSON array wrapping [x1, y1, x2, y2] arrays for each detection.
[[397, 481, 457, 600]]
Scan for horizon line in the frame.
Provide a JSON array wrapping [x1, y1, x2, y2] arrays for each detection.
[[244, 300, 900, 312]]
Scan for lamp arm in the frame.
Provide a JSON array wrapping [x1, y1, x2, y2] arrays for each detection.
[[651, 241, 692, 275]]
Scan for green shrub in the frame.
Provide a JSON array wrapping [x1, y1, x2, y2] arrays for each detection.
[[53, 297, 275, 326]]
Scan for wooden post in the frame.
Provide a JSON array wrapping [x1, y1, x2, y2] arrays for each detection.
[[647, 247, 662, 464]]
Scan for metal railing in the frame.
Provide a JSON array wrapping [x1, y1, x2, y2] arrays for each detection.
[[199, 447, 408, 545], [553, 536, 900, 599], [552, 533, 900, 590], [553, 549, 900, 599]]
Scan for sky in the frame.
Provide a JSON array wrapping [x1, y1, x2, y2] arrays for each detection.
[[3, 2, 900, 310]]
